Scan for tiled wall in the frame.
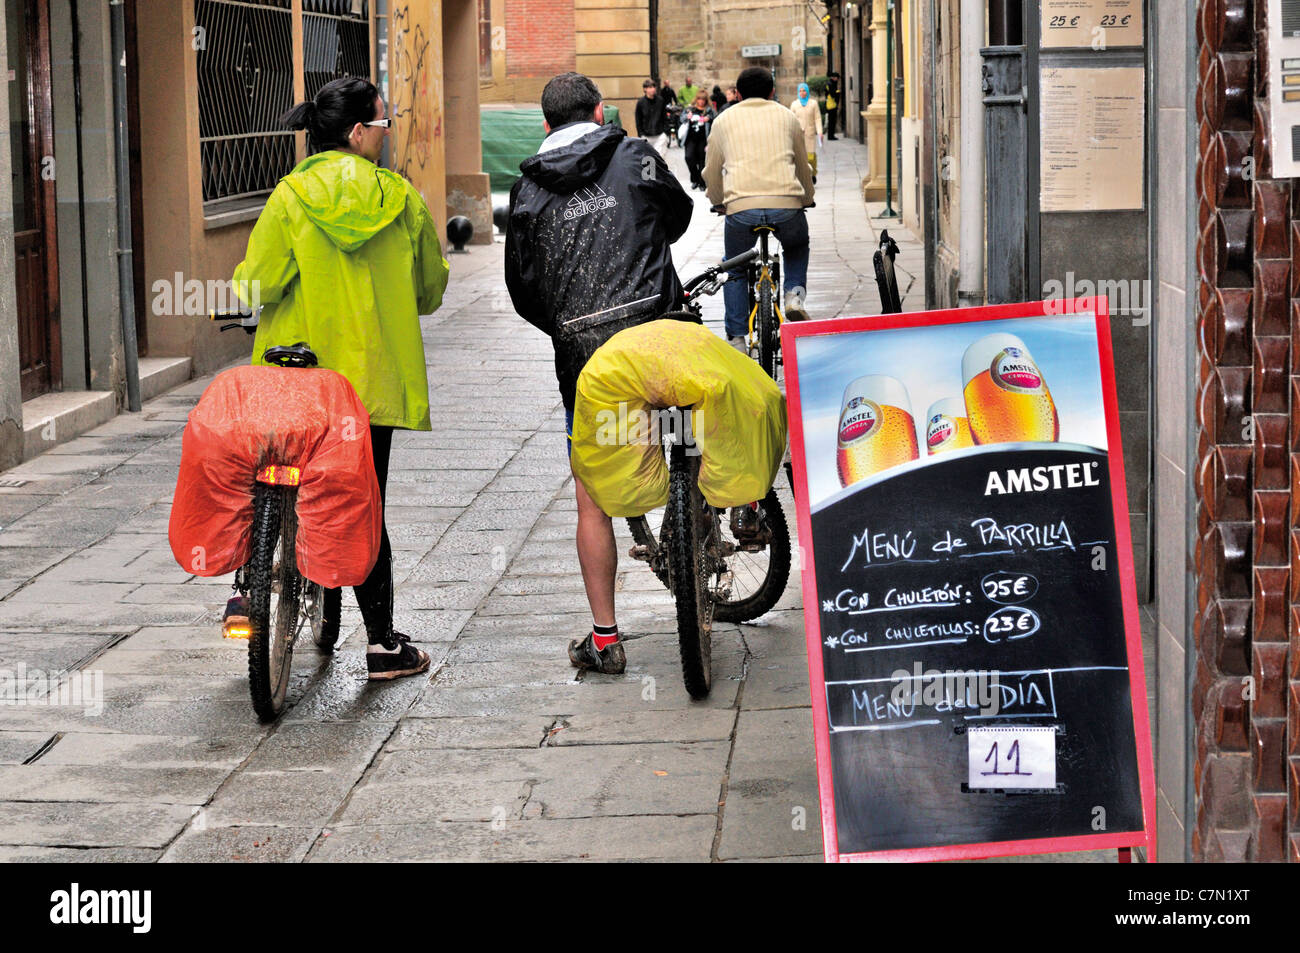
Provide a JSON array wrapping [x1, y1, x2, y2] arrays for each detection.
[[1153, 0, 1193, 864], [1193, 0, 1298, 862]]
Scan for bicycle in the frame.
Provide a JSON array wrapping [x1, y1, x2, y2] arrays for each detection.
[[710, 206, 805, 381], [207, 312, 344, 721], [623, 252, 792, 699]]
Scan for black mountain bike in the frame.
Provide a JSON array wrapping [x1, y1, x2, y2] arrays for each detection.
[[212, 312, 340, 721], [624, 251, 792, 699]]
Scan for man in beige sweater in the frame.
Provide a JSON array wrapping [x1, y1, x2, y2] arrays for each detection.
[[703, 66, 815, 345]]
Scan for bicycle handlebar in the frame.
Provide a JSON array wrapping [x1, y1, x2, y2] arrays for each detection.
[[682, 248, 760, 295]]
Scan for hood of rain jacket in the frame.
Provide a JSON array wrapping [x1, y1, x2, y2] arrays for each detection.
[[504, 123, 693, 413], [233, 151, 449, 430]]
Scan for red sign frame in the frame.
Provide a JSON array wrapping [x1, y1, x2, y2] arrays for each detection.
[[779, 297, 1158, 863]]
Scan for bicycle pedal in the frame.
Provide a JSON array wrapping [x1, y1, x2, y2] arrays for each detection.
[[629, 544, 653, 560]]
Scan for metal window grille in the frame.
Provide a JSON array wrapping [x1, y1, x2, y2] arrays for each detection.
[[1284, 0, 1300, 35], [303, 0, 372, 102], [197, 0, 371, 210], [196, 0, 295, 208]]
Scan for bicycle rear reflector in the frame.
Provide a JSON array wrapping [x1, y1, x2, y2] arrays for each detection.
[[255, 465, 301, 486]]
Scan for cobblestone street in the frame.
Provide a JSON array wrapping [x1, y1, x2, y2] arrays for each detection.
[[0, 138, 921, 861]]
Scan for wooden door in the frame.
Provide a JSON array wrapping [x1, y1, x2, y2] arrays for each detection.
[[8, 0, 60, 399]]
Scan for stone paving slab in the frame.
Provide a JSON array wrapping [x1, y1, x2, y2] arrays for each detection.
[[308, 815, 718, 862]]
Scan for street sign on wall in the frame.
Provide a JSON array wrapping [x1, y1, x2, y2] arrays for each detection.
[[780, 296, 1157, 862], [741, 44, 781, 57]]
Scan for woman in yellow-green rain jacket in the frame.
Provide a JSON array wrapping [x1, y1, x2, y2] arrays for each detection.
[[233, 76, 449, 681]]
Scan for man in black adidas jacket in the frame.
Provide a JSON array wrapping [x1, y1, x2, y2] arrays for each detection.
[[505, 71, 693, 676]]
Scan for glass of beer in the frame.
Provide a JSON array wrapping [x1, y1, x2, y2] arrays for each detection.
[[925, 397, 974, 455], [836, 375, 919, 487], [961, 333, 1059, 444]]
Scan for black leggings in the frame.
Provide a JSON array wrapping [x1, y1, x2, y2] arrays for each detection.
[[326, 424, 393, 642]]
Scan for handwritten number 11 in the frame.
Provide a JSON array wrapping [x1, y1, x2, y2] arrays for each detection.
[[982, 740, 1032, 777]]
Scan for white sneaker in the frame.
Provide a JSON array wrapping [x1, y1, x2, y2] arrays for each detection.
[[728, 335, 748, 354]]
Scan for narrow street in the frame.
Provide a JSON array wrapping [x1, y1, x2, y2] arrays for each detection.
[[0, 138, 919, 861]]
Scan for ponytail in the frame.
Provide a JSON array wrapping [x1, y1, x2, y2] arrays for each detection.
[[279, 77, 379, 152]]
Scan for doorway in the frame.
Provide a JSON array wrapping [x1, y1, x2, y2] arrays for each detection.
[[7, 0, 60, 399]]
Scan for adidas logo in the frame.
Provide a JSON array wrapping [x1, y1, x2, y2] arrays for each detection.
[[563, 185, 617, 220]]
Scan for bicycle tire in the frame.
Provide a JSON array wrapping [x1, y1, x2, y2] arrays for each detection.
[[713, 489, 791, 623], [667, 454, 713, 699], [247, 485, 300, 721], [757, 280, 778, 379], [312, 586, 341, 653]]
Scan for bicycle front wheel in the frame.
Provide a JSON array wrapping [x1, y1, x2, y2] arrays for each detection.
[[667, 454, 713, 699], [247, 484, 302, 721]]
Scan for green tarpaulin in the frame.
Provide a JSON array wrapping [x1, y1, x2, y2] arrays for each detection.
[[481, 105, 621, 193]]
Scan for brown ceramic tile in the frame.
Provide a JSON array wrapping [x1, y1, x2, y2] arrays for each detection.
[[1290, 529, 1300, 602], [1251, 793, 1288, 860], [1252, 491, 1290, 565], [1289, 683, 1300, 754], [1251, 643, 1289, 717], [1253, 182, 1290, 259], [1255, 413, 1289, 488], [1208, 598, 1252, 675], [1212, 54, 1255, 133], [1215, 522, 1254, 599], [1291, 386, 1300, 448], [1209, 287, 1252, 364], [1216, 209, 1255, 286], [1252, 721, 1288, 794], [1214, 680, 1250, 750], [1205, 445, 1252, 521], [1253, 262, 1290, 336], [1252, 336, 1289, 410], [1253, 567, 1290, 643], [1210, 132, 1254, 209], [1217, 366, 1252, 443], [1201, 751, 1254, 829], [1291, 608, 1300, 679]]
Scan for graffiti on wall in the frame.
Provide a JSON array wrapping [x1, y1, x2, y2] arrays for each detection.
[[390, 4, 443, 185]]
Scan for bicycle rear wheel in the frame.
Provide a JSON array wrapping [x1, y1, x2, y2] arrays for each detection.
[[247, 484, 302, 721], [713, 490, 791, 623], [667, 453, 713, 699]]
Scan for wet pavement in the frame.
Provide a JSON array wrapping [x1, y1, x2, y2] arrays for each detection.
[[0, 139, 927, 861]]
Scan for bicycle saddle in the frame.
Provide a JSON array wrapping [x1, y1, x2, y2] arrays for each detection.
[[263, 342, 319, 368]]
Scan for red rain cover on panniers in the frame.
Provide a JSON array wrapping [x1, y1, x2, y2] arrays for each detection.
[[168, 365, 382, 588]]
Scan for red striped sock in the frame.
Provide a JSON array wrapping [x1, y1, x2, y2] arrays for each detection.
[[592, 623, 619, 651]]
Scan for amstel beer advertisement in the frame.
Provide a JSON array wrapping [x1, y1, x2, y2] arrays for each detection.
[[780, 298, 1156, 863]]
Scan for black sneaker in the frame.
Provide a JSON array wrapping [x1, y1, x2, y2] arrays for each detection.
[[568, 632, 626, 675], [366, 632, 431, 681]]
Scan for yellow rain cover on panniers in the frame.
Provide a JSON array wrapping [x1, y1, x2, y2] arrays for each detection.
[[572, 320, 787, 517]]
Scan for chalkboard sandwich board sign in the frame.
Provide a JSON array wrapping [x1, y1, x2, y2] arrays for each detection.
[[780, 297, 1156, 863]]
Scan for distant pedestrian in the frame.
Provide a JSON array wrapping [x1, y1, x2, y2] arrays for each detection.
[[703, 66, 815, 345], [716, 86, 740, 115], [789, 82, 823, 181], [634, 78, 669, 157], [710, 84, 726, 113], [825, 71, 841, 140], [680, 90, 713, 190], [677, 75, 700, 107]]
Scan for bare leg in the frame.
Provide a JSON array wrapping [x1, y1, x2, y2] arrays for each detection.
[[572, 465, 617, 628]]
